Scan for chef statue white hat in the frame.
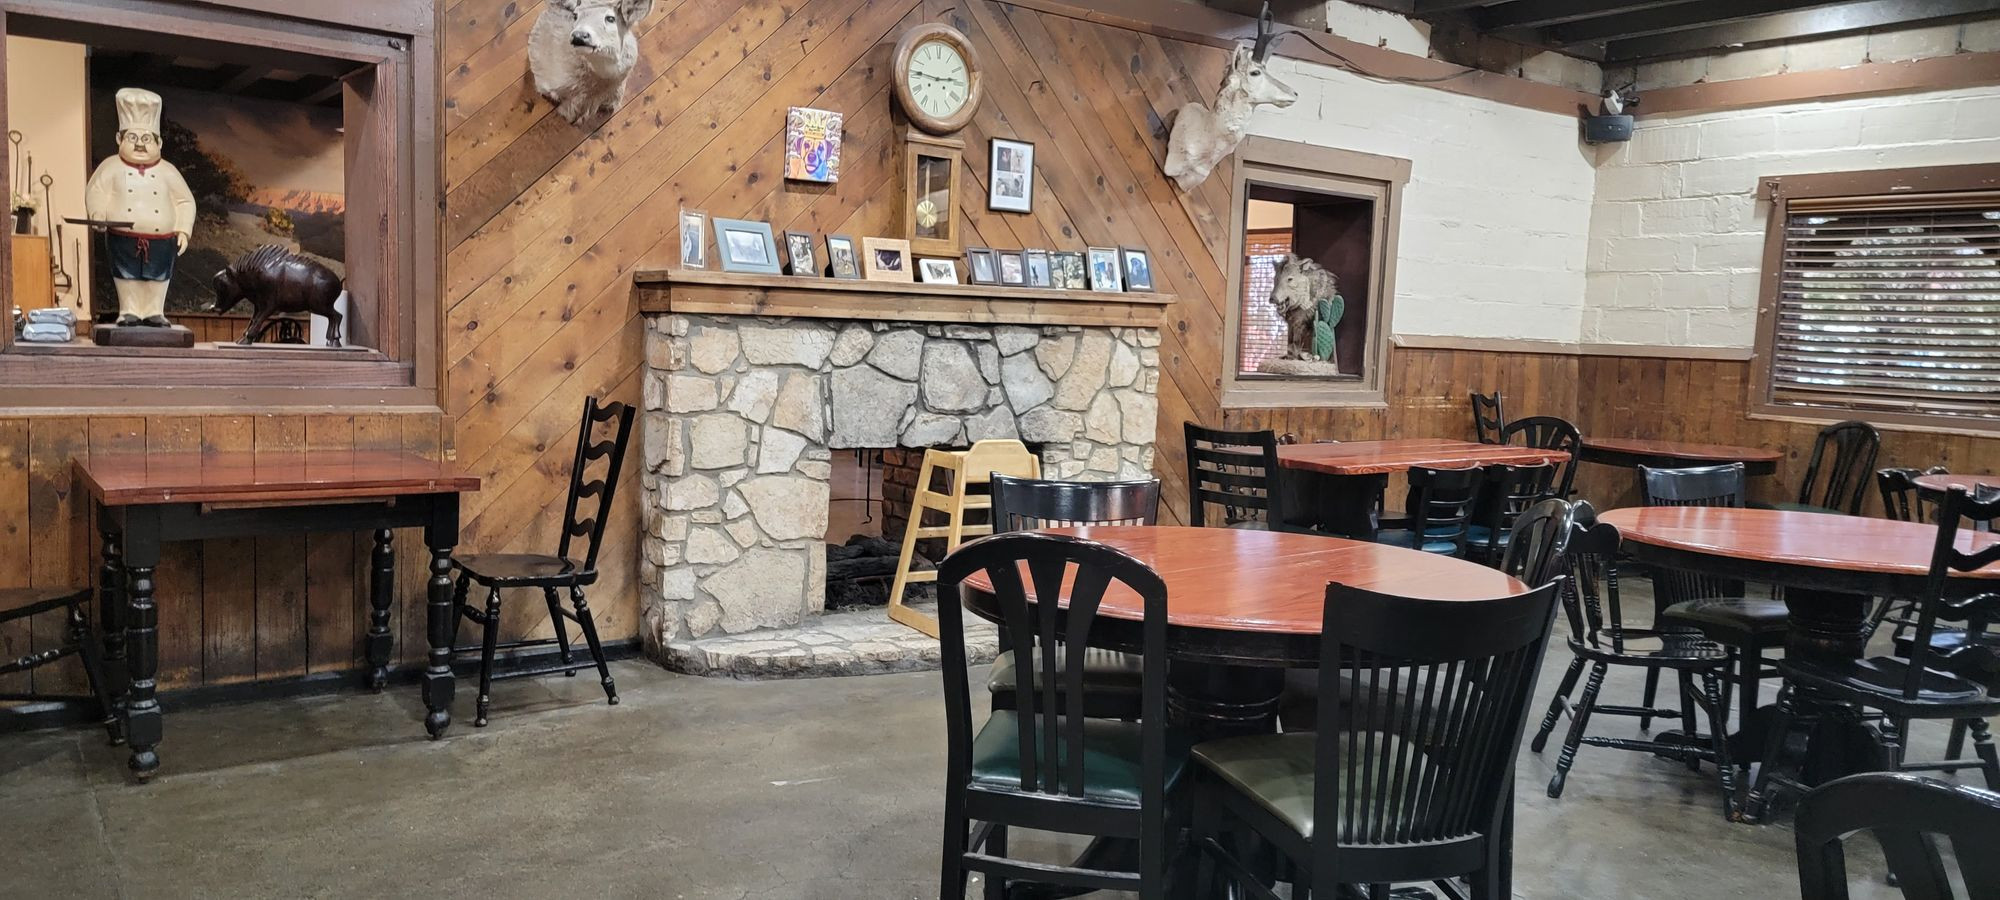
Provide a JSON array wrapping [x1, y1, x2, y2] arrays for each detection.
[[114, 87, 164, 136]]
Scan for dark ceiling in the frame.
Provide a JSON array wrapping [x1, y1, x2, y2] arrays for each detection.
[[1341, 0, 2000, 62]]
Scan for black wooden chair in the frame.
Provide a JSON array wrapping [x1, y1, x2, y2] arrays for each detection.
[[1747, 487, 2000, 820], [985, 475, 1160, 720], [1375, 465, 1482, 557], [1769, 420, 1880, 515], [1185, 422, 1294, 532], [1189, 574, 1566, 899], [448, 396, 634, 727], [0, 587, 119, 742], [1470, 390, 1506, 445], [1500, 415, 1581, 499], [1530, 502, 1737, 818], [1466, 462, 1557, 567], [1644, 463, 1787, 731], [1796, 773, 2000, 899], [936, 531, 1190, 899], [1878, 466, 1949, 525]]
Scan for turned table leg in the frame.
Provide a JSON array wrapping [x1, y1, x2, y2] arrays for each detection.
[[97, 511, 129, 742], [365, 529, 395, 691], [421, 498, 461, 739], [120, 506, 163, 779]]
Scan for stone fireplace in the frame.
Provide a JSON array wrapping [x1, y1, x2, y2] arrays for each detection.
[[633, 274, 1166, 673]]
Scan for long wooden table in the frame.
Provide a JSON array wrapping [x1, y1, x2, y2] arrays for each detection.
[[75, 450, 481, 778], [1275, 439, 1571, 538]]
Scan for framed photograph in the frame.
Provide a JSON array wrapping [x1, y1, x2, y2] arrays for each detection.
[[965, 247, 998, 285], [1120, 246, 1155, 292], [679, 208, 708, 269], [784, 231, 818, 277], [1052, 251, 1086, 290], [1087, 246, 1123, 292], [997, 250, 1027, 286], [1024, 249, 1052, 288], [785, 107, 843, 183], [826, 234, 862, 279], [918, 258, 959, 285], [987, 138, 1035, 213], [862, 237, 914, 283], [714, 218, 782, 274]]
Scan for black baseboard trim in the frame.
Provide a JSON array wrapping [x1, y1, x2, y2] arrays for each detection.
[[0, 638, 645, 736]]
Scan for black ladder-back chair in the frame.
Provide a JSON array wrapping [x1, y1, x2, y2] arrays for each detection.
[[1500, 415, 1581, 499], [1871, 466, 1952, 640], [1530, 503, 1738, 819], [985, 475, 1160, 720], [1470, 391, 1506, 445], [936, 531, 1188, 900], [0, 587, 119, 743], [1189, 576, 1567, 899], [449, 396, 635, 726], [1185, 422, 1290, 531], [1643, 463, 1786, 732], [1746, 487, 2000, 820], [1376, 465, 1483, 558], [1778, 420, 1881, 515], [1796, 773, 2000, 900], [1468, 462, 1557, 568]]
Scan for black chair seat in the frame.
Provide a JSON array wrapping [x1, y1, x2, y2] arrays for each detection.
[[988, 648, 1144, 696], [1782, 656, 2000, 719], [1894, 629, 2000, 679], [452, 553, 591, 587], [1660, 596, 1790, 641], [970, 711, 1190, 804], [1192, 732, 1426, 839], [1571, 631, 1733, 669]]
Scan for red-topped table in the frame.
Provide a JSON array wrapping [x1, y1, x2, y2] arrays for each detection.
[[1274, 439, 1570, 538], [1915, 472, 2000, 497], [77, 450, 480, 778], [1581, 437, 1781, 476]]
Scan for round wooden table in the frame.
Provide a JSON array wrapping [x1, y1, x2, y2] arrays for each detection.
[[1915, 472, 2000, 498], [958, 525, 1529, 735], [1580, 437, 1782, 476]]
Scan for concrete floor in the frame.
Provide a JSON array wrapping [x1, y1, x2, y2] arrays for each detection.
[[0, 611, 1953, 899]]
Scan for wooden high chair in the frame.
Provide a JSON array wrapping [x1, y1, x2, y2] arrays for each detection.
[[886, 440, 1041, 637]]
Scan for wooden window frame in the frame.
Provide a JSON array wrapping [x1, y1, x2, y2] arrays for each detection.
[[1750, 163, 2000, 435], [1222, 137, 1407, 410], [0, 0, 440, 411]]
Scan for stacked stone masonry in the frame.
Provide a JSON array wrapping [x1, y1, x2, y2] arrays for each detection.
[[638, 314, 1162, 663]]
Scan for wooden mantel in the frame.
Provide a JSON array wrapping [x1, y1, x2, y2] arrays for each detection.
[[632, 269, 1174, 329]]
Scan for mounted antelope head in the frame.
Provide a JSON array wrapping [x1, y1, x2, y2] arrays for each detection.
[[1162, 4, 1296, 192], [529, 0, 655, 125]]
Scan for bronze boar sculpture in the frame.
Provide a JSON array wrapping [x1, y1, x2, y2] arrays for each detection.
[[212, 245, 346, 347]]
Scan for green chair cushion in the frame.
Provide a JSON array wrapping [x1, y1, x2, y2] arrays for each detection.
[[987, 648, 1144, 696], [970, 711, 1190, 804], [1192, 732, 1429, 840]]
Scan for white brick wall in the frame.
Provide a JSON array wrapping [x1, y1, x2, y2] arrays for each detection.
[[1250, 57, 1598, 344], [1583, 85, 2000, 349]]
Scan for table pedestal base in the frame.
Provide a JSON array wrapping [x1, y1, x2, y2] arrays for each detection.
[[1741, 587, 1887, 822], [1169, 663, 1286, 741]]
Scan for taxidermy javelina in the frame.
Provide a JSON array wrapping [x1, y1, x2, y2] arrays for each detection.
[[529, 0, 655, 124], [213, 245, 345, 347]]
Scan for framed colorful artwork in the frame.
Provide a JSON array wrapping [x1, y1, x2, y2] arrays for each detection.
[[785, 107, 843, 183]]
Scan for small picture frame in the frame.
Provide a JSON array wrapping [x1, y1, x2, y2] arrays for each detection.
[[918, 258, 960, 285], [1120, 246, 1154, 292], [714, 217, 782, 274], [965, 247, 998, 285], [862, 237, 914, 283], [1024, 249, 1052, 288], [679, 208, 708, 270], [1087, 246, 1123, 292], [826, 234, 862, 279], [997, 250, 1027, 286], [988, 138, 1035, 213], [784, 231, 818, 277], [1053, 251, 1087, 290]]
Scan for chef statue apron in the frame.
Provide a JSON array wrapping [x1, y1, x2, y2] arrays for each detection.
[[84, 88, 196, 328]]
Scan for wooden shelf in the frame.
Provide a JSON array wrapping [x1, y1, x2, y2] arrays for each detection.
[[632, 269, 1174, 328]]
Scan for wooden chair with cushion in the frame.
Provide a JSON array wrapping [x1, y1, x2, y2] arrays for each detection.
[[1470, 390, 1506, 445], [1375, 464, 1482, 558], [985, 474, 1160, 720], [1189, 572, 1566, 899], [0, 587, 119, 743], [1500, 414, 1581, 499], [1643, 463, 1787, 732], [1530, 502, 1737, 818], [448, 395, 634, 727], [936, 531, 1191, 899], [1769, 420, 1880, 515], [1795, 773, 2000, 899], [1184, 422, 1295, 532]]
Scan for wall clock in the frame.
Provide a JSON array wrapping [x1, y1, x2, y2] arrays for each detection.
[[892, 23, 983, 135]]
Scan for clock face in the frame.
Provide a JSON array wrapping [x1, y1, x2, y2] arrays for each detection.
[[906, 39, 970, 120]]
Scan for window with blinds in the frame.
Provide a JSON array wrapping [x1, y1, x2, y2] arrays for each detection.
[[1766, 193, 2000, 425], [1237, 229, 1293, 377]]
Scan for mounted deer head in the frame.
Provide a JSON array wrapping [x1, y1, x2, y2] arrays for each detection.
[[1162, 3, 1296, 192]]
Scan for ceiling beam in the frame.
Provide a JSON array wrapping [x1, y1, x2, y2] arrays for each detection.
[[1604, 0, 2000, 60], [1412, 0, 1491, 13], [1481, 0, 1700, 30], [297, 77, 346, 106], [216, 64, 270, 95], [1550, 0, 1850, 47]]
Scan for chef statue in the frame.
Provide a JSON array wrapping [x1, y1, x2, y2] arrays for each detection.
[[84, 88, 196, 328]]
